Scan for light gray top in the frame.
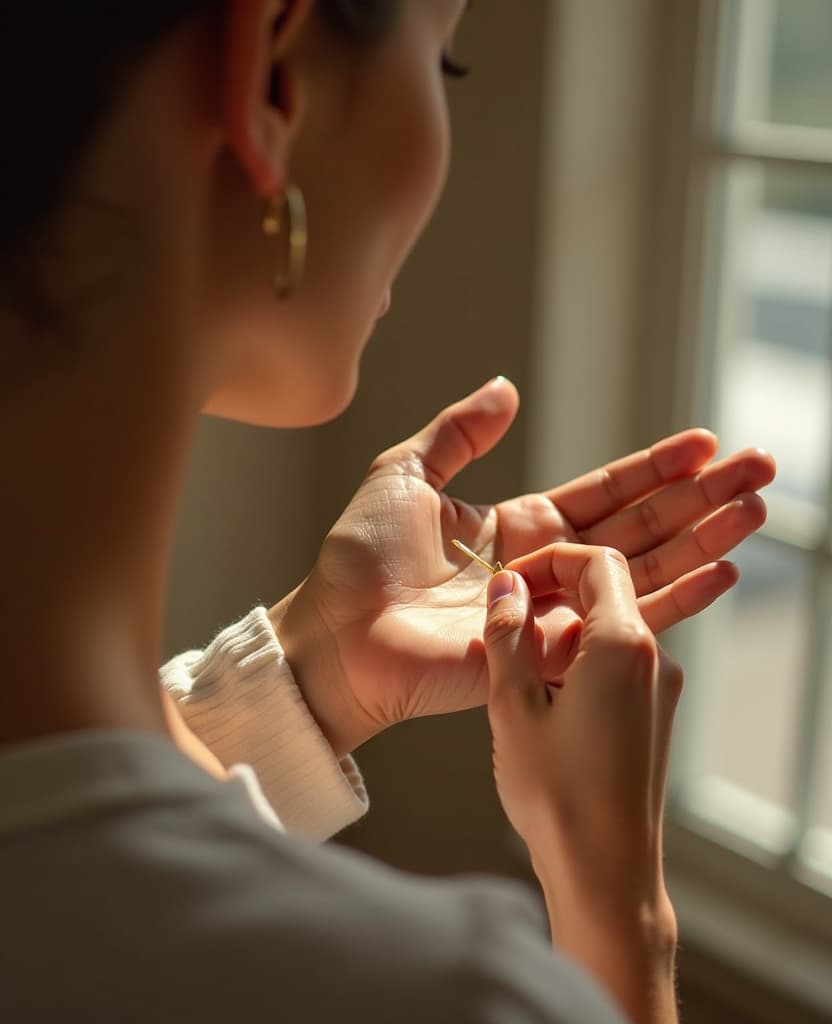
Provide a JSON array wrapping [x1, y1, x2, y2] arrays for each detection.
[[0, 729, 625, 1023]]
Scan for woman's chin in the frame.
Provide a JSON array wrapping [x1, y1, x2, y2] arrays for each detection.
[[202, 364, 360, 429]]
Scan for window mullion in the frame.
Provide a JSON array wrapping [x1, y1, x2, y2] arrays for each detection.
[[704, 141, 832, 176], [709, 118, 832, 164], [787, 556, 832, 861], [788, 275, 832, 866]]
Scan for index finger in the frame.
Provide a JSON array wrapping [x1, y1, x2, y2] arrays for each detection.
[[507, 542, 643, 630]]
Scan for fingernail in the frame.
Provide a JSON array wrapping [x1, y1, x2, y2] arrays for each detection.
[[488, 570, 515, 606], [489, 375, 510, 388]]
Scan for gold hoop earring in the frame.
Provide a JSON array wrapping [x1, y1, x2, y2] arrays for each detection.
[[261, 182, 307, 299]]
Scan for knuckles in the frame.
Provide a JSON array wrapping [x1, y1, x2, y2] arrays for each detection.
[[484, 602, 526, 647], [365, 450, 394, 480], [366, 446, 401, 477], [658, 647, 685, 702], [592, 622, 658, 679], [519, 492, 558, 519], [595, 545, 630, 572]]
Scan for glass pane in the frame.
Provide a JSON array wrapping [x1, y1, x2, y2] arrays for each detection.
[[705, 164, 832, 509], [680, 166, 832, 846], [685, 537, 810, 832], [722, 0, 832, 132]]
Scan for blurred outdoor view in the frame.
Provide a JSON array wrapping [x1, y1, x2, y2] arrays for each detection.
[[683, 0, 832, 882]]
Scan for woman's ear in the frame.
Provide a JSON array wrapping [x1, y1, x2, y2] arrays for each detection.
[[223, 0, 313, 196]]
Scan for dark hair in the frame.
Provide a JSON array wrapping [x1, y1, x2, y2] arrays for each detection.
[[0, 5, 209, 259], [0, 1, 397, 269]]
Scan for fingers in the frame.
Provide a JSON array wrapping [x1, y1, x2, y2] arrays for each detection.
[[484, 571, 542, 712], [545, 429, 718, 531], [523, 545, 663, 759], [532, 600, 584, 680], [515, 545, 740, 638], [494, 495, 571, 564], [506, 542, 644, 634], [629, 491, 766, 595], [638, 560, 739, 634], [486, 545, 652, 716], [580, 448, 776, 557], [371, 377, 519, 491]]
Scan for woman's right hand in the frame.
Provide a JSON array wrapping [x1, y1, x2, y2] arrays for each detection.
[[484, 543, 682, 1024]]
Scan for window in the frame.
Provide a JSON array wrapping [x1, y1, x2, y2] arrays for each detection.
[[664, 0, 832, 1000], [528, 1, 831, 1010]]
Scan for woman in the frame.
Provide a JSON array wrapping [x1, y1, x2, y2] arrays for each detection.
[[0, 2, 774, 1022]]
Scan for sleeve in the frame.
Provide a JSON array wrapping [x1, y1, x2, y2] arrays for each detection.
[[159, 607, 369, 843], [455, 879, 629, 1024], [170, 807, 630, 1024]]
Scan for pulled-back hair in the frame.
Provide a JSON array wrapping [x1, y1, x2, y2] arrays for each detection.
[[0, 1, 397, 264], [0, 4, 217, 259]]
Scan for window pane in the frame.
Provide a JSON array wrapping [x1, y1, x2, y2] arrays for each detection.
[[705, 164, 832, 509], [681, 163, 832, 847], [684, 536, 809, 844], [768, 0, 832, 130], [723, 0, 832, 132]]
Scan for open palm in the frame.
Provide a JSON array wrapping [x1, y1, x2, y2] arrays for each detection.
[[272, 379, 774, 757]]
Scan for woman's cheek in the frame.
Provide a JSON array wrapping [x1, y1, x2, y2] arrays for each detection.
[[384, 73, 451, 254]]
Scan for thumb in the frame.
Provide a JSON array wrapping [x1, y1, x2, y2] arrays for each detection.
[[484, 571, 542, 715], [373, 377, 519, 491]]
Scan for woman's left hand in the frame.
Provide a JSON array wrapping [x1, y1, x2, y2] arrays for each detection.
[[268, 378, 775, 757]]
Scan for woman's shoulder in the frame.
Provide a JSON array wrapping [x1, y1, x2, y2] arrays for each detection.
[[0, 729, 623, 1024]]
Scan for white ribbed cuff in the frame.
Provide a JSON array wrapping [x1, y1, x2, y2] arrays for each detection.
[[160, 608, 368, 843]]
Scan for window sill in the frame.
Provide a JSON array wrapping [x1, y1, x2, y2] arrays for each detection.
[[665, 816, 832, 1023]]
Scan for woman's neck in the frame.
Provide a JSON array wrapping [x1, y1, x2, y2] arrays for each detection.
[[0, 305, 200, 748]]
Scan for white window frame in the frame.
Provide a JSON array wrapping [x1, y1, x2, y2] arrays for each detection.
[[655, 0, 832, 1015], [528, 1, 832, 1016]]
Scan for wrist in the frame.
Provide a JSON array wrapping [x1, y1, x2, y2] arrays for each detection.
[[531, 850, 678, 1024], [563, 920, 677, 1024], [267, 584, 378, 759]]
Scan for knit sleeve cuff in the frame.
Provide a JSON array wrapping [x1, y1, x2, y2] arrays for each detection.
[[160, 607, 368, 843]]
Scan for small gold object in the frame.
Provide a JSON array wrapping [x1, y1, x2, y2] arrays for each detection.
[[262, 206, 281, 236], [261, 182, 307, 299], [452, 538, 503, 575]]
